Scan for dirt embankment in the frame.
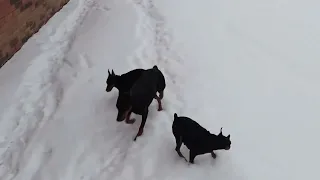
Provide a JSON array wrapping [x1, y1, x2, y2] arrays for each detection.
[[0, 0, 70, 68]]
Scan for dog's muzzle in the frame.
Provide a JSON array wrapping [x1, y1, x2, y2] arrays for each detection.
[[116, 112, 126, 122], [106, 85, 114, 92]]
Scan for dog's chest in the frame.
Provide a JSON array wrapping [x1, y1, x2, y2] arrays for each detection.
[[183, 134, 212, 151], [131, 106, 145, 115]]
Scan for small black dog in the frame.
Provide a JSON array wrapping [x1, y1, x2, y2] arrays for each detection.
[[116, 66, 165, 141], [172, 113, 231, 164], [106, 68, 165, 110]]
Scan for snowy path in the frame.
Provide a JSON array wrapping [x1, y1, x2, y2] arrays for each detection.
[[0, 0, 320, 180], [1, 0, 185, 179]]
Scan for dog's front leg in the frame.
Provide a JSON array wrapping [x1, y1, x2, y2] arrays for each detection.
[[154, 95, 163, 111], [125, 107, 135, 124], [211, 152, 217, 159], [133, 109, 148, 141], [189, 151, 197, 164]]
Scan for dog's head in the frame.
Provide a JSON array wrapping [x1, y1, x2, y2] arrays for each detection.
[[215, 127, 231, 150], [116, 92, 131, 122], [106, 69, 117, 92]]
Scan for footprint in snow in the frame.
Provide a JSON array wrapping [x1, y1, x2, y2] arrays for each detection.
[[78, 53, 92, 69]]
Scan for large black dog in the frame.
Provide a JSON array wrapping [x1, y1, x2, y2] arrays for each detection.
[[115, 66, 165, 141], [106, 67, 165, 110], [172, 113, 231, 164]]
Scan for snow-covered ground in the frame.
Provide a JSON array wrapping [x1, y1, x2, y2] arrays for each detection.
[[0, 0, 319, 179]]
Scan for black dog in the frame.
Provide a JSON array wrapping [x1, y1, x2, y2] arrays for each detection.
[[172, 113, 231, 164], [116, 66, 165, 141], [106, 68, 165, 110]]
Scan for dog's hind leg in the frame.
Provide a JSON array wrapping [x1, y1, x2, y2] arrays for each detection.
[[133, 109, 148, 141], [175, 136, 187, 162], [154, 95, 163, 111], [158, 90, 164, 99], [211, 152, 217, 159], [189, 150, 197, 164]]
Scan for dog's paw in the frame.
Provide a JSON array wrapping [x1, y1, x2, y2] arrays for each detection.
[[183, 157, 188, 162], [211, 152, 217, 159], [133, 129, 144, 141], [137, 129, 143, 136], [125, 118, 136, 124], [158, 107, 163, 111]]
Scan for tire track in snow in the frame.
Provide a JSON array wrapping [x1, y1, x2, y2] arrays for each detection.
[[130, 0, 186, 116], [130, 1, 191, 178], [0, 1, 94, 179], [97, 1, 188, 179], [96, 2, 187, 177], [94, 134, 136, 180]]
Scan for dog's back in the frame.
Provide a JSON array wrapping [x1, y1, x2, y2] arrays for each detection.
[[173, 114, 212, 152], [130, 67, 160, 110], [118, 69, 145, 92], [173, 115, 210, 137]]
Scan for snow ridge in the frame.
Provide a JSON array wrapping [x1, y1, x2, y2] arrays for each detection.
[[0, 0, 94, 179]]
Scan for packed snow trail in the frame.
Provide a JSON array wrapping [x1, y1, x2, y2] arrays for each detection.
[[0, 0, 319, 180], [1, 0, 185, 179]]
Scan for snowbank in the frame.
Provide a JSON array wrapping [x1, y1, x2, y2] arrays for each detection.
[[0, 0, 94, 179]]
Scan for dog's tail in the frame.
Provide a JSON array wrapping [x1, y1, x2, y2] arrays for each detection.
[[154, 65, 166, 95]]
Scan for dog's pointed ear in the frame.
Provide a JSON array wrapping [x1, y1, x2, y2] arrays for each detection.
[[112, 69, 115, 75], [227, 134, 230, 139], [108, 69, 111, 75], [219, 127, 223, 136], [153, 65, 158, 70], [174, 113, 178, 119]]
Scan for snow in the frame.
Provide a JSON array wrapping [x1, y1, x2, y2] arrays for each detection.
[[0, 0, 319, 179]]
